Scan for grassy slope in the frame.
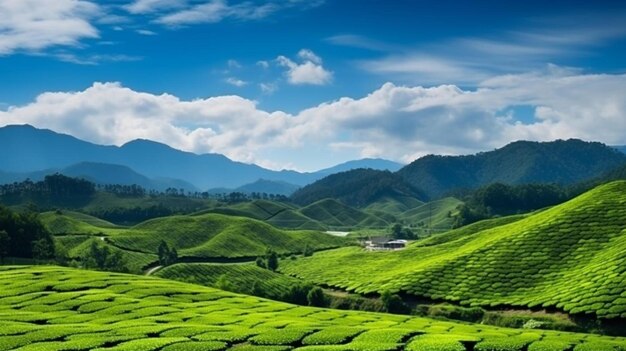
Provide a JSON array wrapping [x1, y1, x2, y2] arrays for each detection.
[[300, 199, 389, 229], [156, 263, 305, 299], [199, 200, 327, 231], [281, 181, 626, 319], [398, 197, 463, 230], [1, 266, 625, 351], [40, 211, 126, 236], [108, 213, 346, 259], [364, 195, 424, 215]]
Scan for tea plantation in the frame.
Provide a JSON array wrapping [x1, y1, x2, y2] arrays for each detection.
[[1, 266, 626, 351], [155, 263, 304, 298], [106, 213, 346, 259], [280, 181, 626, 319]]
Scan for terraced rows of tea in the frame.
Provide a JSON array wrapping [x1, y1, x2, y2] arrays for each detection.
[[2, 266, 626, 351], [280, 181, 626, 319], [155, 263, 304, 298]]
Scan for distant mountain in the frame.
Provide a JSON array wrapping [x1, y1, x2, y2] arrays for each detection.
[[0, 125, 403, 190], [0, 162, 197, 191], [291, 168, 425, 207], [316, 158, 403, 175], [398, 139, 626, 199], [235, 179, 300, 196], [61, 162, 197, 191]]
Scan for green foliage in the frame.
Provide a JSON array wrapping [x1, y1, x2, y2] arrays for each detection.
[[0, 266, 624, 350], [0, 230, 9, 263], [157, 240, 178, 266], [307, 287, 327, 307], [280, 181, 626, 319], [266, 247, 279, 271], [82, 241, 129, 272], [380, 291, 409, 314], [0, 205, 54, 259]]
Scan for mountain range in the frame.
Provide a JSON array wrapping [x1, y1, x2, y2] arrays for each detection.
[[3, 125, 626, 199], [295, 139, 626, 203], [0, 125, 402, 191]]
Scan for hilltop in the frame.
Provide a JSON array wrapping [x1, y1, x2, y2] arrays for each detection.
[[398, 139, 626, 199], [281, 181, 626, 320], [291, 168, 424, 207]]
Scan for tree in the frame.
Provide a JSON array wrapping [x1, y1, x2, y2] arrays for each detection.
[[266, 247, 279, 271], [255, 256, 266, 269], [32, 238, 55, 261], [381, 290, 409, 314], [157, 240, 178, 266], [0, 230, 9, 264], [251, 280, 265, 297], [83, 240, 128, 272], [303, 244, 314, 257], [307, 286, 327, 307]]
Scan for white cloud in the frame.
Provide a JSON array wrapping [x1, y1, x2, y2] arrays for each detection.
[[136, 29, 157, 36], [225, 77, 247, 87], [152, 0, 324, 27], [154, 0, 278, 26], [0, 0, 100, 55], [1, 68, 625, 170], [124, 0, 187, 14], [256, 60, 270, 69], [276, 49, 333, 85]]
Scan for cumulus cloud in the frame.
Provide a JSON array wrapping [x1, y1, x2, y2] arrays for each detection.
[[276, 49, 333, 85], [1, 68, 625, 170], [0, 0, 100, 55]]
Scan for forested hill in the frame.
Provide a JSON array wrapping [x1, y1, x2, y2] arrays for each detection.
[[397, 139, 626, 199], [291, 169, 424, 207]]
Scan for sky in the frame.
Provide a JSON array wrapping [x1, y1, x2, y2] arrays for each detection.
[[1, 0, 626, 171]]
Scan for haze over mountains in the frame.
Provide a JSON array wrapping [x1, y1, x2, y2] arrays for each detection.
[[2, 125, 625, 199], [0, 125, 402, 191]]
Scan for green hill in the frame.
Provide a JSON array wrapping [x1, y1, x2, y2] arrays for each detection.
[[281, 181, 626, 320], [300, 198, 389, 229], [108, 213, 346, 259], [40, 210, 126, 236], [397, 197, 463, 231], [364, 195, 425, 215], [1, 266, 625, 351], [291, 168, 425, 207]]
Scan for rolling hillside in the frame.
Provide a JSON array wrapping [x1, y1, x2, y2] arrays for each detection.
[[398, 139, 626, 199], [397, 197, 463, 230], [107, 213, 346, 259], [281, 181, 626, 319], [299, 198, 389, 229], [1, 266, 625, 351]]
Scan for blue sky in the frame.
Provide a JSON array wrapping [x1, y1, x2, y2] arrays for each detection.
[[1, 0, 626, 170]]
